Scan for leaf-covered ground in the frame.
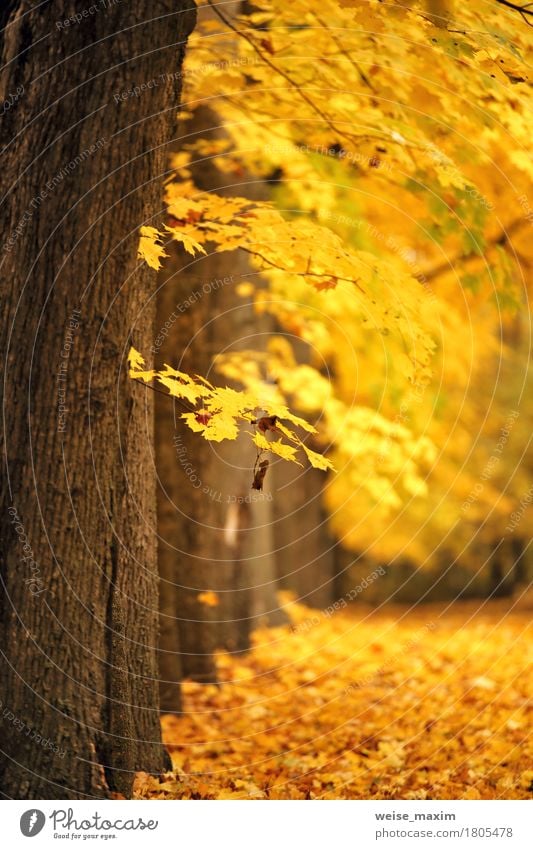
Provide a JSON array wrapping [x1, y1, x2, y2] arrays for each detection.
[[135, 598, 532, 800]]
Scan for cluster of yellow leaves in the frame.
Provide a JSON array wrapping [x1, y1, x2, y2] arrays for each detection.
[[128, 347, 334, 469], [134, 597, 532, 800], [170, 0, 533, 570], [186, 0, 532, 241], [216, 339, 436, 509], [141, 178, 436, 381], [326, 338, 533, 565]]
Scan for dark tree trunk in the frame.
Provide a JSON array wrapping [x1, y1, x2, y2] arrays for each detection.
[[488, 541, 516, 599], [156, 240, 284, 697], [511, 537, 526, 585], [155, 188, 258, 691], [156, 100, 287, 701], [0, 0, 196, 799], [155, 241, 221, 694], [273, 462, 337, 609]]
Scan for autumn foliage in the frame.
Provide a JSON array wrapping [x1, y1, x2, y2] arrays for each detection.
[[135, 0, 533, 575]]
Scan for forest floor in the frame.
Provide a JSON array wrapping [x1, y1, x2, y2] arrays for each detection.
[[136, 596, 532, 800]]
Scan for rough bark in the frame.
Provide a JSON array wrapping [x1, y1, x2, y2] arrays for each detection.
[[0, 0, 196, 799]]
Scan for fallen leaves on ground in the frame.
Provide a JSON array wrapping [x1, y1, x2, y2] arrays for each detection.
[[135, 598, 532, 800]]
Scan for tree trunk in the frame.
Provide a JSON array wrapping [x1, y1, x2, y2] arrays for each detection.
[[155, 239, 222, 693], [273, 463, 337, 609], [0, 0, 196, 799], [156, 101, 287, 700]]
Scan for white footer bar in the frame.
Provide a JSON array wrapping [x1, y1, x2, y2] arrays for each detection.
[[4, 800, 531, 849]]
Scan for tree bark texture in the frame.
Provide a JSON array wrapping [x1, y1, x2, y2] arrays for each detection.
[[0, 0, 196, 798]]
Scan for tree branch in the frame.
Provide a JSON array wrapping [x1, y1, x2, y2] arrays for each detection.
[[495, 0, 533, 26], [205, 0, 397, 155]]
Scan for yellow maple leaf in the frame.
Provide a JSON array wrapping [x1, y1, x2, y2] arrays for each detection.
[[252, 431, 302, 464], [301, 443, 335, 472], [166, 227, 207, 257], [138, 226, 167, 270], [128, 346, 145, 372], [127, 346, 154, 382], [182, 411, 240, 442]]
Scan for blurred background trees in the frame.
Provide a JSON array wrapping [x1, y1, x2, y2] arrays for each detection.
[[150, 0, 533, 705]]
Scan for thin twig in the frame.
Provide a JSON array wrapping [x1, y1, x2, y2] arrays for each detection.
[[238, 245, 367, 295], [495, 0, 533, 26], [207, 0, 372, 155], [312, 13, 376, 92], [137, 379, 194, 413]]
